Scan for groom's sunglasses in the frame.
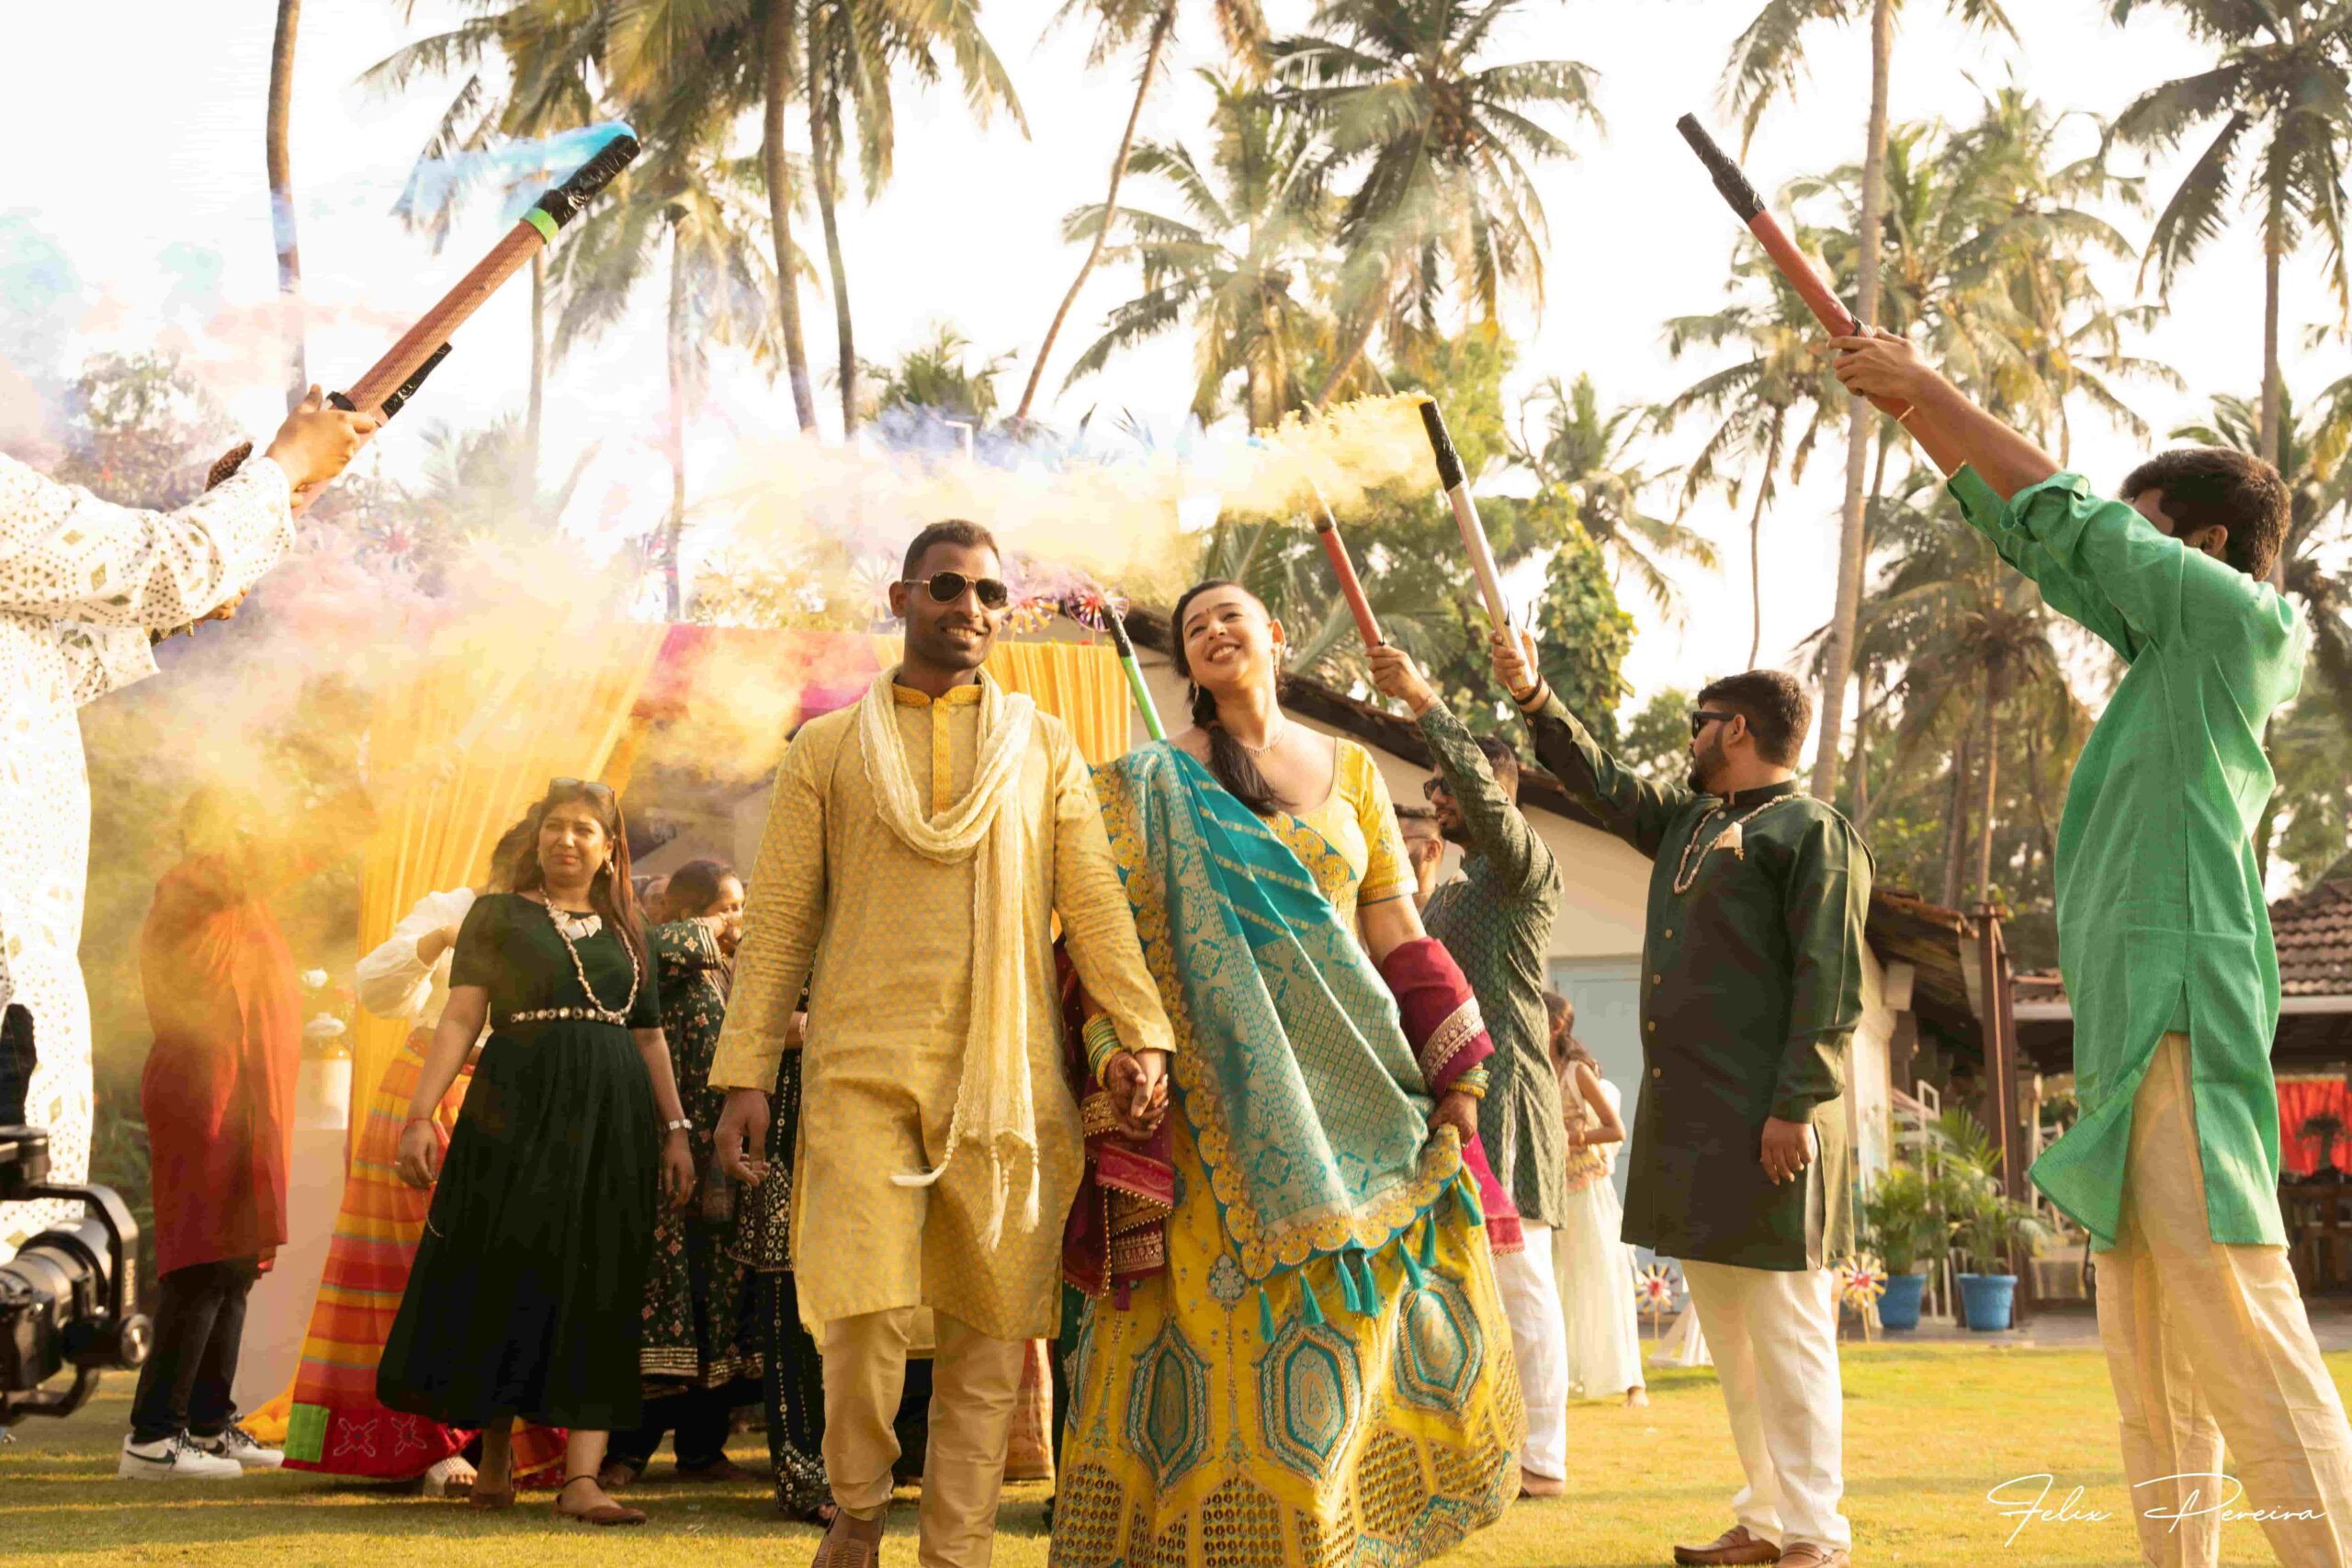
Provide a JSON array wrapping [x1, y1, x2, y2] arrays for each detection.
[[905, 571, 1012, 610]]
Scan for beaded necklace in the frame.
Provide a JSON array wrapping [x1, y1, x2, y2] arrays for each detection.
[[531, 891, 639, 1026], [1670, 793, 1804, 897]]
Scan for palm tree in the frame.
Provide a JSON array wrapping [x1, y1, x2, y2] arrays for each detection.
[[865, 323, 1015, 426], [1509, 375, 1718, 625], [2109, 0, 2352, 501], [1656, 246, 1844, 665], [549, 134, 782, 616], [804, 0, 1026, 434], [267, 0, 307, 412], [1722, 0, 2015, 799], [1013, 0, 1269, 424], [1060, 73, 1332, 428], [1274, 0, 1601, 411]]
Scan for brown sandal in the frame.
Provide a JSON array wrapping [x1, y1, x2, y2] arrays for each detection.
[[555, 1473, 647, 1527], [809, 1510, 885, 1568], [466, 1482, 515, 1511]]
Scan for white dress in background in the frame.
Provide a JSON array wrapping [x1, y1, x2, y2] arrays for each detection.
[[0, 453, 291, 1249], [1554, 1066, 1649, 1398]]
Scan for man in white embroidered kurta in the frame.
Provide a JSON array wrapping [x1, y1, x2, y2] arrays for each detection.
[[0, 393, 372, 1252]]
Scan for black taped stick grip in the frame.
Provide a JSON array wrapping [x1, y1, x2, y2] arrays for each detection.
[[535, 132, 642, 230], [1419, 400, 1467, 491], [1106, 610, 1139, 662], [331, 342, 453, 422], [1676, 114, 1766, 224]]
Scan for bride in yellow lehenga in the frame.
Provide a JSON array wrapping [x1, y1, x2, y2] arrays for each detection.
[[1052, 582, 1525, 1568]]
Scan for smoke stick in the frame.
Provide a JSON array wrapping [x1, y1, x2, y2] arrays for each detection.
[[1675, 115, 1913, 423], [1416, 400, 1510, 634], [1306, 479, 1382, 649], [1105, 608, 1166, 743]]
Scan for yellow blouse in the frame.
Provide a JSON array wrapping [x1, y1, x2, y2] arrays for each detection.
[[1268, 737, 1412, 929]]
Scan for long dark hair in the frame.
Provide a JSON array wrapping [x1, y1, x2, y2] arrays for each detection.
[[1170, 578, 1283, 816], [1544, 989, 1595, 1071], [511, 782, 646, 963]]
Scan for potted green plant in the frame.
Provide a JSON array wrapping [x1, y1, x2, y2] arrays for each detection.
[[1859, 1166, 1944, 1330], [1951, 1179, 2054, 1331]]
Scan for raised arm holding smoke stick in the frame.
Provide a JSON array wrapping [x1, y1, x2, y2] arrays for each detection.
[[1491, 626, 1870, 1568], [1831, 327, 2352, 1565]]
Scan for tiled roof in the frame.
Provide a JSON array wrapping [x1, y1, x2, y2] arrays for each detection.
[[2276, 873, 2352, 998]]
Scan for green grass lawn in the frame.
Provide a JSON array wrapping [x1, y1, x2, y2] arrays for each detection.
[[7, 1342, 2345, 1565]]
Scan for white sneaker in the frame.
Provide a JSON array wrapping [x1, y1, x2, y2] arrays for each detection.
[[119, 1433, 244, 1481], [195, 1425, 285, 1469]]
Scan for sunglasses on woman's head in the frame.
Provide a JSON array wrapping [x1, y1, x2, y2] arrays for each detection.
[[905, 571, 1011, 610], [548, 777, 616, 805]]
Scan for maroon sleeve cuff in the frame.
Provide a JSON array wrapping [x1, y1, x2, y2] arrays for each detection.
[[1378, 936, 1496, 1094]]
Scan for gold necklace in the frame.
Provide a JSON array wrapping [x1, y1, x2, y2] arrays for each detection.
[[1671, 794, 1802, 896]]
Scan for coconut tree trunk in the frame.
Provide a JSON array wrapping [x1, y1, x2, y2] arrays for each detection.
[[1809, 0, 1894, 799], [1745, 428, 1780, 668], [1849, 660, 1873, 822], [1976, 676, 2000, 906], [2263, 237, 2286, 587], [763, 0, 820, 434], [526, 250, 546, 482], [663, 224, 688, 621], [1941, 726, 1972, 909], [266, 0, 307, 412], [809, 68, 858, 435], [1014, 3, 1175, 424]]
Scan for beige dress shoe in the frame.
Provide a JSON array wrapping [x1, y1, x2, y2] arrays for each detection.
[[1774, 1547, 1849, 1568], [1672, 1525, 1783, 1565]]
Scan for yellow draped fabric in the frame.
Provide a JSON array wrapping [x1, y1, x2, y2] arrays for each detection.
[[344, 625, 669, 1126], [986, 639, 1133, 766]]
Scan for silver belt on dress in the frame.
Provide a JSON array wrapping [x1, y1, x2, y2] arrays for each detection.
[[504, 1006, 631, 1027]]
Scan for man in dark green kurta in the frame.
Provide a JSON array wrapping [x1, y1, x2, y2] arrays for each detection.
[[1833, 327, 2352, 1568], [1493, 647, 1869, 1568], [1369, 644, 1569, 1495]]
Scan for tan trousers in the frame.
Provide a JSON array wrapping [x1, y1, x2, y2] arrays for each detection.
[[824, 1307, 1026, 1568], [2097, 1033, 2352, 1567]]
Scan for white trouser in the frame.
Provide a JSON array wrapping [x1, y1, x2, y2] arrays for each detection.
[[1493, 1221, 1568, 1482], [2097, 1034, 2352, 1567], [1679, 1259, 1850, 1554]]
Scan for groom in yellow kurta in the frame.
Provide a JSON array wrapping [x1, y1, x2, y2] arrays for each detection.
[[710, 521, 1173, 1568]]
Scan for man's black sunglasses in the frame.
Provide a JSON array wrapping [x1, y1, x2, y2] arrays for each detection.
[[905, 571, 1012, 610], [1422, 775, 1453, 801], [1689, 708, 1737, 739]]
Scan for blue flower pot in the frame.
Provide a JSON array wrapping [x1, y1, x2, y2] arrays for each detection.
[[1957, 1272, 2018, 1331], [1878, 1271, 1927, 1331]]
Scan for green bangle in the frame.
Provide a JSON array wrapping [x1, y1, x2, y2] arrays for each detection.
[[1082, 1015, 1125, 1082], [1450, 1067, 1490, 1100]]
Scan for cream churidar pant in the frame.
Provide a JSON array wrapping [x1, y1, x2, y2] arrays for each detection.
[[1679, 1259, 1850, 1555], [2096, 1032, 2352, 1568], [1495, 1222, 1570, 1481], [827, 1307, 1027, 1568]]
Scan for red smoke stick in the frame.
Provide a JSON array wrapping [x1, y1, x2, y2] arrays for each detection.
[[1307, 479, 1383, 649], [1675, 115, 1913, 423]]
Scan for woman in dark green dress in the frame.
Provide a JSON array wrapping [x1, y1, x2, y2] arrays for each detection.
[[603, 860, 764, 1488], [379, 781, 696, 1527]]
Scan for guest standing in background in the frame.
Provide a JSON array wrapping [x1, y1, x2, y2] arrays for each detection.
[[377, 781, 696, 1527], [603, 859, 766, 1490], [282, 816, 566, 1491], [1545, 991, 1647, 1409], [120, 785, 355, 1481]]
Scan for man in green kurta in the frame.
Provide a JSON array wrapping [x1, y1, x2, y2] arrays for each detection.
[[1492, 647, 1869, 1568], [1835, 329, 2352, 1568], [1370, 645, 1570, 1497]]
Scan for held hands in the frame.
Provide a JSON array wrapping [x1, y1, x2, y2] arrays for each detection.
[[1367, 646, 1440, 716], [262, 385, 380, 499], [394, 1118, 441, 1189], [661, 1128, 696, 1210], [1429, 1089, 1478, 1143], [714, 1088, 773, 1186], [1820, 328, 1937, 405], [1759, 1115, 1816, 1185], [1488, 626, 1544, 705], [1102, 1047, 1171, 1140]]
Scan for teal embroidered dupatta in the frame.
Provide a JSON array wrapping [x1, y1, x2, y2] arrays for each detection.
[[1095, 742, 1464, 1286]]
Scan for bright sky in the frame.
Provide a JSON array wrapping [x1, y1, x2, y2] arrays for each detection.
[[1, 1, 2338, 715]]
